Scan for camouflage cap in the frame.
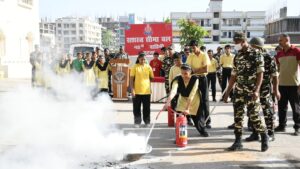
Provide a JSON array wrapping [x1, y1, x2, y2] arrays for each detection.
[[249, 37, 264, 48], [233, 32, 246, 41]]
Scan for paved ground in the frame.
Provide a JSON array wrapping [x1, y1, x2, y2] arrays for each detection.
[[0, 79, 300, 169]]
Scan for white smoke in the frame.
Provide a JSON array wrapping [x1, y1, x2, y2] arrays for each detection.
[[0, 70, 147, 169]]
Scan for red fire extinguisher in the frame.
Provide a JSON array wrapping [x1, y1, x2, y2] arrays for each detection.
[[168, 106, 175, 127], [175, 114, 188, 147]]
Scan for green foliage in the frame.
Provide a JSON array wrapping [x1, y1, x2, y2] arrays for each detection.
[[177, 19, 208, 47], [102, 29, 114, 49], [164, 17, 171, 23]]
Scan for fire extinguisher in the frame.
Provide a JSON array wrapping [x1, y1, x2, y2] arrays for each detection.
[[168, 106, 175, 127], [175, 114, 188, 147]]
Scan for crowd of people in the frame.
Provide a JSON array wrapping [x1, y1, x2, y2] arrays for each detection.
[[29, 46, 128, 96], [29, 32, 300, 152]]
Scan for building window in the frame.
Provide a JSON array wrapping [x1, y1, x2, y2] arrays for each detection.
[[79, 37, 83, 41], [71, 24, 76, 28], [18, 0, 33, 8], [213, 36, 219, 42], [57, 23, 61, 28], [58, 30, 62, 34], [71, 37, 76, 42], [247, 32, 250, 38], [64, 37, 69, 42], [79, 30, 83, 34], [222, 32, 227, 38], [213, 24, 219, 30], [229, 31, 232, 38], [71, 30, 76, 35], [64, 24, 69, 28], [63, 30, 69, 35], [79, 23, 83, 27], [214, 12, 220, 18], [200, 20, 204, 27]]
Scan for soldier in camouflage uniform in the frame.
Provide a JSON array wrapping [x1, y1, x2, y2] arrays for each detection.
[[162, 47, 174, 95], [223, 32, 269, 152], [245, 37, 280, 142]]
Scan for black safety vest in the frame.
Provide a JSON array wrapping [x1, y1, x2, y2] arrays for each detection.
[[171, 75, 198, 97]]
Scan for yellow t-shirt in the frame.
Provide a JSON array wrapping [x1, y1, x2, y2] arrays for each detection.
[[220, 53, 234, 68], [94, 64, 111, 89], [130, 64, 154, 95], [170, 79, 200, 116], [169, 65, 181, 85], [186, 51, 211, 76], [208, 58, 218, 73]]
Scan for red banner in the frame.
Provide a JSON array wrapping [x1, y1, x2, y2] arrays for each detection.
[[125, 23, 173, 56]]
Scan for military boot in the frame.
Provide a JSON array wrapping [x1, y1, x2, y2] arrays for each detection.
[[227, 135, 243, 151], [261, 132, 269, 152], [245, 132, 259, 142]]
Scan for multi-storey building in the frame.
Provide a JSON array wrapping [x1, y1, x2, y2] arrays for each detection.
[[171, 0, 265, 45], [55, 17, 102, 53], [0, 0, 40, 78], [265, 0, 300, 44], [39, 18, 55, 53]]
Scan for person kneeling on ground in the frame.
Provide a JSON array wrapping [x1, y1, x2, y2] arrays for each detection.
[[164, 64, 209, 137]]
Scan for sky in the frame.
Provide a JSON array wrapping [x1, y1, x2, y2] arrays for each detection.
[[39, 0, 282, 21]]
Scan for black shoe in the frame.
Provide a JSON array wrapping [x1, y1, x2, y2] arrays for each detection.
[[227, 137, 243, 151], [245, 133, 259, 142], [206, 124, 212, 129], [293, 129, 299, 136], [227, 123, 235, 129], [213, 98, 217, 102], [200, 129, 209, 137], [274, 126, 286, 132], [260, 133, 269, 152], [247, 126, 253, 132]]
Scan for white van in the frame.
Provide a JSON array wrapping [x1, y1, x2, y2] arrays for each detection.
[[69, 43, 103, 58]]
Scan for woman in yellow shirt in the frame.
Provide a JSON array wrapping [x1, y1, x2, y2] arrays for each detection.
[[164, 64, 209, 137], [169, 53, 194, 126], [82, 52, 96, 87], [130, 52, 154, 128], [55, 54, 71, 76], [94, 55, 111, 94]]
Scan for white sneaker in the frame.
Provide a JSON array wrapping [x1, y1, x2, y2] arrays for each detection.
[[144, 124, 151, 128], [134, 124, 140, 128]]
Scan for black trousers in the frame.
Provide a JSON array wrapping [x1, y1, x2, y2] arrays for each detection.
[[222, 68, 232, 93], [197, 75, 210, 125], [278, 86, 300, 130], [207, 72, 217, 100], [191, 101, 207, 134], [108, 71, 112, 93], [133, 94, 151, 125], [31, 68, 36, 87]]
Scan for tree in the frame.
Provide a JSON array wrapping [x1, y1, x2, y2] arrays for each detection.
[[164, 17, 171, 24], [102, 29, 114, 49], [177, 19, 208, 47]]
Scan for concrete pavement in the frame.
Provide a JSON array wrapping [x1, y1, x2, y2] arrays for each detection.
[[0, 78, 299, 169]]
